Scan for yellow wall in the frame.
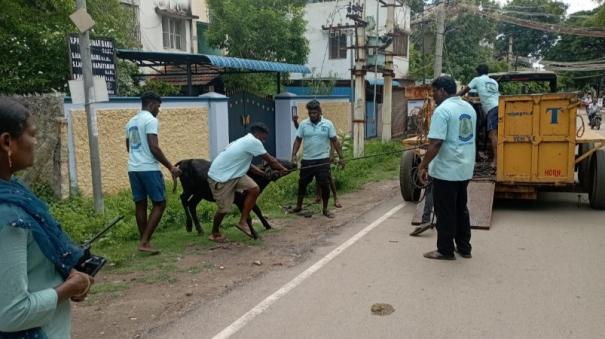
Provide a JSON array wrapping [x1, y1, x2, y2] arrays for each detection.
[[296, 101, 351, 135], [71, 107, 209, 195]]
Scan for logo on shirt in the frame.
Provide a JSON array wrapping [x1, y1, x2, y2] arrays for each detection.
[[128, 126, 142, 150], [458, 114, 474, 142]]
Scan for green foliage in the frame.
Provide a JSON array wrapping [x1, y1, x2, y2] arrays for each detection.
[[306, 72, 338, 96], [409, 43, 434, 83], [544, 5, 605, 91], [0, 0, 138, 94], [500, 81, 551, 95], [116, 60, 140, 97], [495, 0, 567, 58], [138, 79, 181, 97], [443, 0, 501, 83], [207, 0, 309, 94], [48, 140, 401, 268]]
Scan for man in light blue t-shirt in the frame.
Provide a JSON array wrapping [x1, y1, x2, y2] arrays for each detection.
[[207, 123, 287, 242], [291, 100, 345, 218], [125, 91, 181, 254], [418, 76, 476, 260], [458, 64, 500, 168]]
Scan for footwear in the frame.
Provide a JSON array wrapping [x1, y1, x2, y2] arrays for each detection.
[[423, 250, 455, 260], [234, 223, 254, 239], [323, 210, 335, 218], [208, 234, 227, 243], [409, 222, 434, 237], [138, 246, 160, 255], [455, 249, 472, 258]]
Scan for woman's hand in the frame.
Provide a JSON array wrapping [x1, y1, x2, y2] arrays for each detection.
[[55, 269, 94, 303]]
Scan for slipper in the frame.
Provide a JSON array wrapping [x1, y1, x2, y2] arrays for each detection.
[[208, 234, 227, 243], [323, 211, 335, 219], [409, 223, 434, 237], [138, 247, 160, 255], [334, 202, 342, 208], [235, 223, 254, 239]]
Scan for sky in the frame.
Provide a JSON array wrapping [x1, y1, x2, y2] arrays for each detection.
[[496, 0, 600, 14]]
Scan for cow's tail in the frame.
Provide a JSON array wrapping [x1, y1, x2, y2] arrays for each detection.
[[172, 160, 183, 194]]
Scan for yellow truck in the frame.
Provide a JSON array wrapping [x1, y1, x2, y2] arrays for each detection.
[[400, 71, 605, 229]]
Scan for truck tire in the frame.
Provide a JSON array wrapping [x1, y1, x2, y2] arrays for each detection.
[[400, 150, 421, 202], [579, 143, 593, 193], [589, 149, 605, 210]]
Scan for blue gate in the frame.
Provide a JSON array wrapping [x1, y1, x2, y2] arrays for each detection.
[[366, 102, 378, 139], [228, 92, 276, 156]]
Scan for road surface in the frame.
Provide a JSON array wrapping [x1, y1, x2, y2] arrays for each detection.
[[150, 188, 605, 339]]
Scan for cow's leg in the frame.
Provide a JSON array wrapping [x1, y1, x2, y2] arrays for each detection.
[[188, 195, 204, 235], [252, 205, 272, 230], [181, 192, 193, 232]]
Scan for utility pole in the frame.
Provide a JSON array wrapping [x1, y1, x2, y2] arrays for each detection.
[[507, 36, 514, 71], [347, 2, 367, 158], [381, 0, 395, 142], [433, 0, 446, 78], [76, 0, 104, 213]]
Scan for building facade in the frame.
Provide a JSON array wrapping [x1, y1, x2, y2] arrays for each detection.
[[295, 0, 411, 81]]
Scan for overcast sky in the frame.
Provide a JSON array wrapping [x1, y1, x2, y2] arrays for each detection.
[[496, 0, 600, 14]]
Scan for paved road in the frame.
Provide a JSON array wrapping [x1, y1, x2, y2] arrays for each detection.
[[150, 190, 605, 339]]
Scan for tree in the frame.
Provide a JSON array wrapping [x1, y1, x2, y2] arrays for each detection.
[[409, 0, 505, 83], [544, 5, 605, 91], [495, 0, 567, 58], [206, 0, 309, 96], [0, 0, 138, 94]]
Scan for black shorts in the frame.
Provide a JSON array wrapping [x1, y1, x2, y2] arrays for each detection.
[[299, 158, 331, 186]]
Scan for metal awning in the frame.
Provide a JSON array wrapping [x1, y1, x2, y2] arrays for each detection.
[[116, 49, 311, 95], [116, 49, 310, 74]]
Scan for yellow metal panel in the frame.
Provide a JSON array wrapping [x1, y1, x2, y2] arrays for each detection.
[[497, 93, 578, 184]]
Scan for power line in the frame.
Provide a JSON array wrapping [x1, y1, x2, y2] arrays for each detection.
[[460, 4, 605, 38]]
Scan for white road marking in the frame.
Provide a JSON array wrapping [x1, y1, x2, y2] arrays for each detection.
[[211, 203, 406, 339]]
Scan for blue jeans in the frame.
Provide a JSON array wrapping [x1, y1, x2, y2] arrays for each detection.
[[487, 106, 499, 132]]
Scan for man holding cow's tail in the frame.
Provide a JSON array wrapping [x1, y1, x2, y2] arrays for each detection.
[[291, 100, 345, 218], [207, 123, 288, 242]]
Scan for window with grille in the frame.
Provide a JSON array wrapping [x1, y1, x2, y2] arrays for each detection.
[[329, 33, 347, 59], [392, 31, 409, 57], [162, 17, 186, 51]]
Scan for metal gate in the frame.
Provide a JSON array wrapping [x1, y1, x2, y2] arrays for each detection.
[[228, 92, 276, 156]]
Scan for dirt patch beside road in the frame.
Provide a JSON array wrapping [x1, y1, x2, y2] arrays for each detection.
[[72, 179, 400, 339]]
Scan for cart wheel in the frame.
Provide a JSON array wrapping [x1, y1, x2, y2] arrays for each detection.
[[589, 149, 605, 210], [579, 143, 593, 193], [400, 150, 421, 202]]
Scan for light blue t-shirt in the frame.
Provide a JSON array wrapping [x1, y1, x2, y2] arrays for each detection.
[[296, 117, 337, 160], [125, 110, 160, 172], [0, 205, 71, 339], [468, 74, 500, 113], [208, 133, 267, 183], [427, 96, 477, 181]]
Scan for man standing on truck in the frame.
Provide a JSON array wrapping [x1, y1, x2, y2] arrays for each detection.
[[458, 64, 500, 170], [418, 76, 476, 260]]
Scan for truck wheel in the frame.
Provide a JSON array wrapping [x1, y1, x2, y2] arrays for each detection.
[[579, 143, 593, 193], [400, 150, 421, 202], [589, 149, 605, 210]]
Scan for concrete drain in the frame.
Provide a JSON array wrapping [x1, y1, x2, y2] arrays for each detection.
[[370, 303, 395, 316]]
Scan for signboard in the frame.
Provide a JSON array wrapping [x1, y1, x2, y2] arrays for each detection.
[[68, 34, 118, 95]]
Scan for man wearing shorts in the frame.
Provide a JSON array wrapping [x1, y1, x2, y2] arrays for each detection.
[[458, 64, 500, 169], [207, 123, 287, 242], [291, 100, 345, 218], [126, 91, 181, 254]]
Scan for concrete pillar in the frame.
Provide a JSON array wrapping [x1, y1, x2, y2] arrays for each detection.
[[201, 92, 230, 159], [275, 92, 298, 160]]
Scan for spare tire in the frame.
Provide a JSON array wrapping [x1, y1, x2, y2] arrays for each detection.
[[400, 150, 421, 202]]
